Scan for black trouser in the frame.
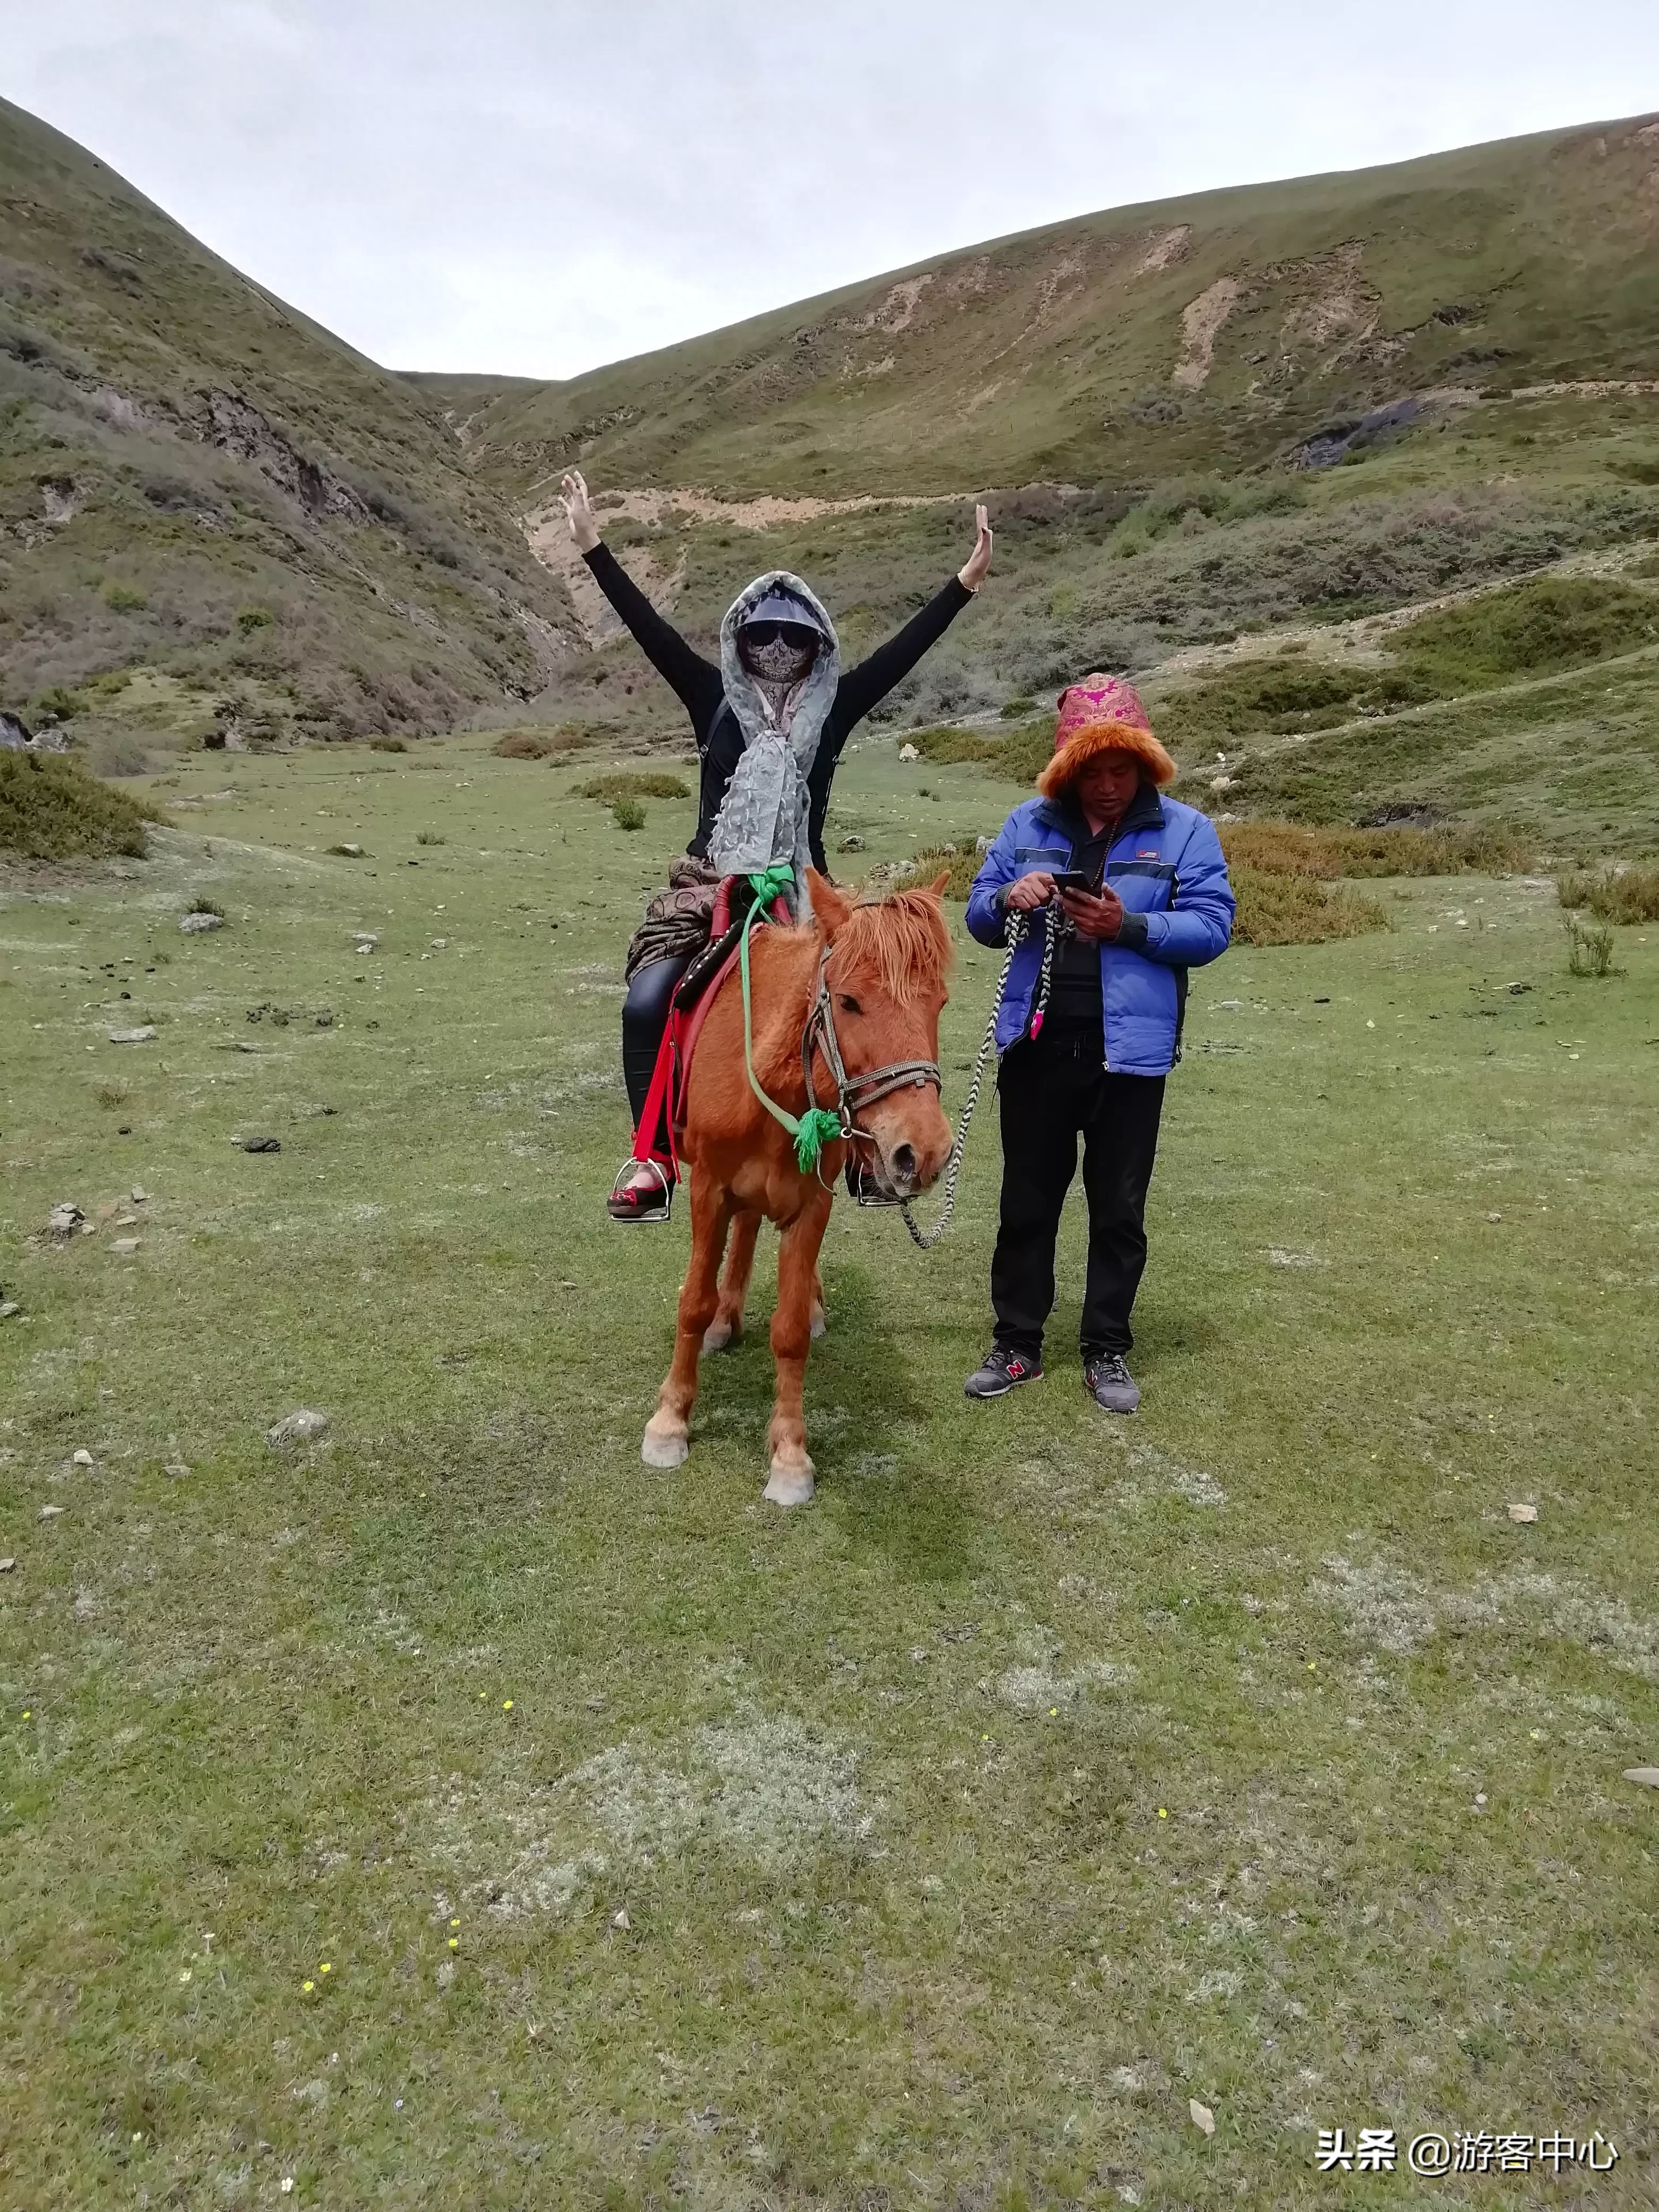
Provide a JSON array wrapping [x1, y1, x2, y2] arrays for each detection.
[[621, 952, 693, 1157], [991, 1021, 1165, 1360]]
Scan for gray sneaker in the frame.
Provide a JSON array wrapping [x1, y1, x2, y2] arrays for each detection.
[[964, 1346, 1044, 1398], [1083, 1350, 1140, 1413]]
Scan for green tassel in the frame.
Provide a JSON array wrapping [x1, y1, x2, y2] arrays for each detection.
[[747, 862, 796, 908], [792, 1108, 843, 1175]]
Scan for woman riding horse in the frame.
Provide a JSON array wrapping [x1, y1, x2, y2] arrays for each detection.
[[555, 471, 992, 1220]]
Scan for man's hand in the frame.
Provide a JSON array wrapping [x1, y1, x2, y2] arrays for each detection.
[[1003, 870, 1055, 912], [1059, 884, 1125, 941], [559, 469, 600, 555], [958, 501, 993, 593]]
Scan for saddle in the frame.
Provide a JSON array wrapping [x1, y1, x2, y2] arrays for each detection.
[[628, 874, 792, 1176]]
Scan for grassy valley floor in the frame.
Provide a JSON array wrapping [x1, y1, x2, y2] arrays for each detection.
[[1, 737, 1656, 2207]]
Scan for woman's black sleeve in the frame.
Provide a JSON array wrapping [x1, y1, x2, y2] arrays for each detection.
[[833, 576, 974, 728], [582, 543, 724, 734]]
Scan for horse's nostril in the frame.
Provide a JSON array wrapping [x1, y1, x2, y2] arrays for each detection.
[[891, 1143, 917, 1180]]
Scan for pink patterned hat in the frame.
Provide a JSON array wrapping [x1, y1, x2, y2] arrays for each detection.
[[1038, 672, 1175, 797]]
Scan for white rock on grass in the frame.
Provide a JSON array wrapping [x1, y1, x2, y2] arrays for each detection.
[[0, 1557, 14, 1572], [107, 1027, 157, 1044], [48, 1202, 85, 1236], [72, 1449, 93, 1468], [0, 1301, 21, 1321], [180, 911, 224, 934], [267, 1409, 330, 1447], [898, 742, 919, 762], [111, 1238, 141, 1256], [38, 1504, 65, 1520]]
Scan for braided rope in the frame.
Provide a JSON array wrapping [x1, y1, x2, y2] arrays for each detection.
[[899, 901, 1063, 1250]]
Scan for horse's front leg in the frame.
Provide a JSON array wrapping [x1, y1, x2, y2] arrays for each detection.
[[704, 1208, 760, 1352], [763, 1190, 834, 1506], [642, 1174, 731, 1469]]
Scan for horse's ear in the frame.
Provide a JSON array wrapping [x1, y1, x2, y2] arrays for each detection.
[[806, 867, 852, 936], [924, 870, 951, 898]]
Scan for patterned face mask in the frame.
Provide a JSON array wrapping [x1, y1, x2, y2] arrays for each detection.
[[740, 624, 819, 684]]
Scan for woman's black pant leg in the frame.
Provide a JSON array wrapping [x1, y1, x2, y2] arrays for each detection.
[[621, 953, 693, 1151]]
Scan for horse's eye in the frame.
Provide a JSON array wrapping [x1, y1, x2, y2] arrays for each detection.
[[837, 994, 863, 1016]]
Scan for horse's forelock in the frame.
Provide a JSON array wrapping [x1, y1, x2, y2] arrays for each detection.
[[832, 888, 954, 1002]]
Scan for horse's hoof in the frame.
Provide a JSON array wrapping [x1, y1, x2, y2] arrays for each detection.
[[702, 1317, 738, 1353], [763, 1455, 816, 1507], [641, 1419, 689, 1470], [809, 1305, 827, 1342]]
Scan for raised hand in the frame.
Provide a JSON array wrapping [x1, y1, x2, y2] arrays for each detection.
[[958, 501, 993, 592], [559, 470, 600, 554]]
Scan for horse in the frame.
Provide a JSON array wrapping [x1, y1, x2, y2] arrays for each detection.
[[640, 867, 954, 1504]]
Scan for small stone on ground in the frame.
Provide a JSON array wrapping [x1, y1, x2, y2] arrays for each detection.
[[107, 1027, 157, 1044], [180, 912, 223, 933], [267, 1409, 330, 1447]]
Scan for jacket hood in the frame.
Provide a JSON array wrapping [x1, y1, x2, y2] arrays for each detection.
[[708, 571, 842, 908]]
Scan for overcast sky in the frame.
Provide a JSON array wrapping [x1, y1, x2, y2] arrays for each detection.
[[7, 1, 1657, 382]]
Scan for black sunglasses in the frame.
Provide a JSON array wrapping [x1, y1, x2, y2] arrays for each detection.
[[742, 621, 819, 649]]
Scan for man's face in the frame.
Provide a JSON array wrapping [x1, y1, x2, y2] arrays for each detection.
[[1073, 750, 1143, 820]]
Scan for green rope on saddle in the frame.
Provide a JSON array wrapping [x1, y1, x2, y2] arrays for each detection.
[[738, 865, 844, 1176]]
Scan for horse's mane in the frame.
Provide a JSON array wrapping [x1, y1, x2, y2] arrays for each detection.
[[828, 886, 954, 1002]]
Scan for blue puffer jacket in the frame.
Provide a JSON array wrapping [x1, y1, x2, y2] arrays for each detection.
[[965, 786, 1235, 1073]]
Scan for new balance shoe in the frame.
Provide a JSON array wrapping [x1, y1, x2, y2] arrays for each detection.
[[963, 1345, 1044, 1399], [1083, 1350, 1140, 1413]]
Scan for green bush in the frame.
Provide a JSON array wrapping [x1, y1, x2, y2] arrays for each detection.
[[577, 771, 690, 803], [236, 606, 274, 634], [611, 795, 647, 832], [1389, 576, 1659, 690], [103, 581, 148, 611], [0, 751, 165, 859], [914, 719, 1055, 783], [1565, 914, 1615, 977], [369, 735, 407, 753], [30, 684, 87, 725]]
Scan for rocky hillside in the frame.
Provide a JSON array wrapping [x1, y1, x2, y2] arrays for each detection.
[[443, 115, 1659, 502], [0, 97, 575, 763]]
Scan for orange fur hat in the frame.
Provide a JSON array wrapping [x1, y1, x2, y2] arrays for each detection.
[[1036, 673, 1176, 798]]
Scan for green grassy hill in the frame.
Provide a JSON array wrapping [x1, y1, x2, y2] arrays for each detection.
[[455, 114, 1659, 501], [0, 98, 576, 763]]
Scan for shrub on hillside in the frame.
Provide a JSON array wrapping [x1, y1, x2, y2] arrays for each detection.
[[914, 719, 1055, 782], [491, 725, 595, 760], [1556, 866, 1659, 924], [0, 751, 165, 859], [576, 772, 690, 803], [1219, 820, 1534, 878], [1230, 867, 1390, 946], [1389, 575, 1659, 689]]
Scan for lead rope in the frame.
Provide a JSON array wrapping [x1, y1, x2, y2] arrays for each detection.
[[899, 900, 1063, 1250]]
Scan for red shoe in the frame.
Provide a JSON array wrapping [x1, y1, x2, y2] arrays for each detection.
[[607, 1158, 675, 1224]]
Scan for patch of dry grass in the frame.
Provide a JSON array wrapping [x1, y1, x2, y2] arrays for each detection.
[[1230, 865, 1390, 946], [1219, 819, 1535, 878], [1556, 864, 1659, 924]]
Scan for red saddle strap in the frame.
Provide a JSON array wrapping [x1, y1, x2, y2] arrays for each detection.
[[629, 883, 789, 1171]]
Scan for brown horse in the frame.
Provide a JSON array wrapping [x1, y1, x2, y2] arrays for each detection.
[[641, 868, 954, 1504]]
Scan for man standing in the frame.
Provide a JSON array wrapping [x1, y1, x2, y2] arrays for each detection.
[[962, 675, 1234, 1411]]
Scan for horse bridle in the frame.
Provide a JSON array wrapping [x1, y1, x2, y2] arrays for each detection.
[[800, 944, 942, 1201]]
